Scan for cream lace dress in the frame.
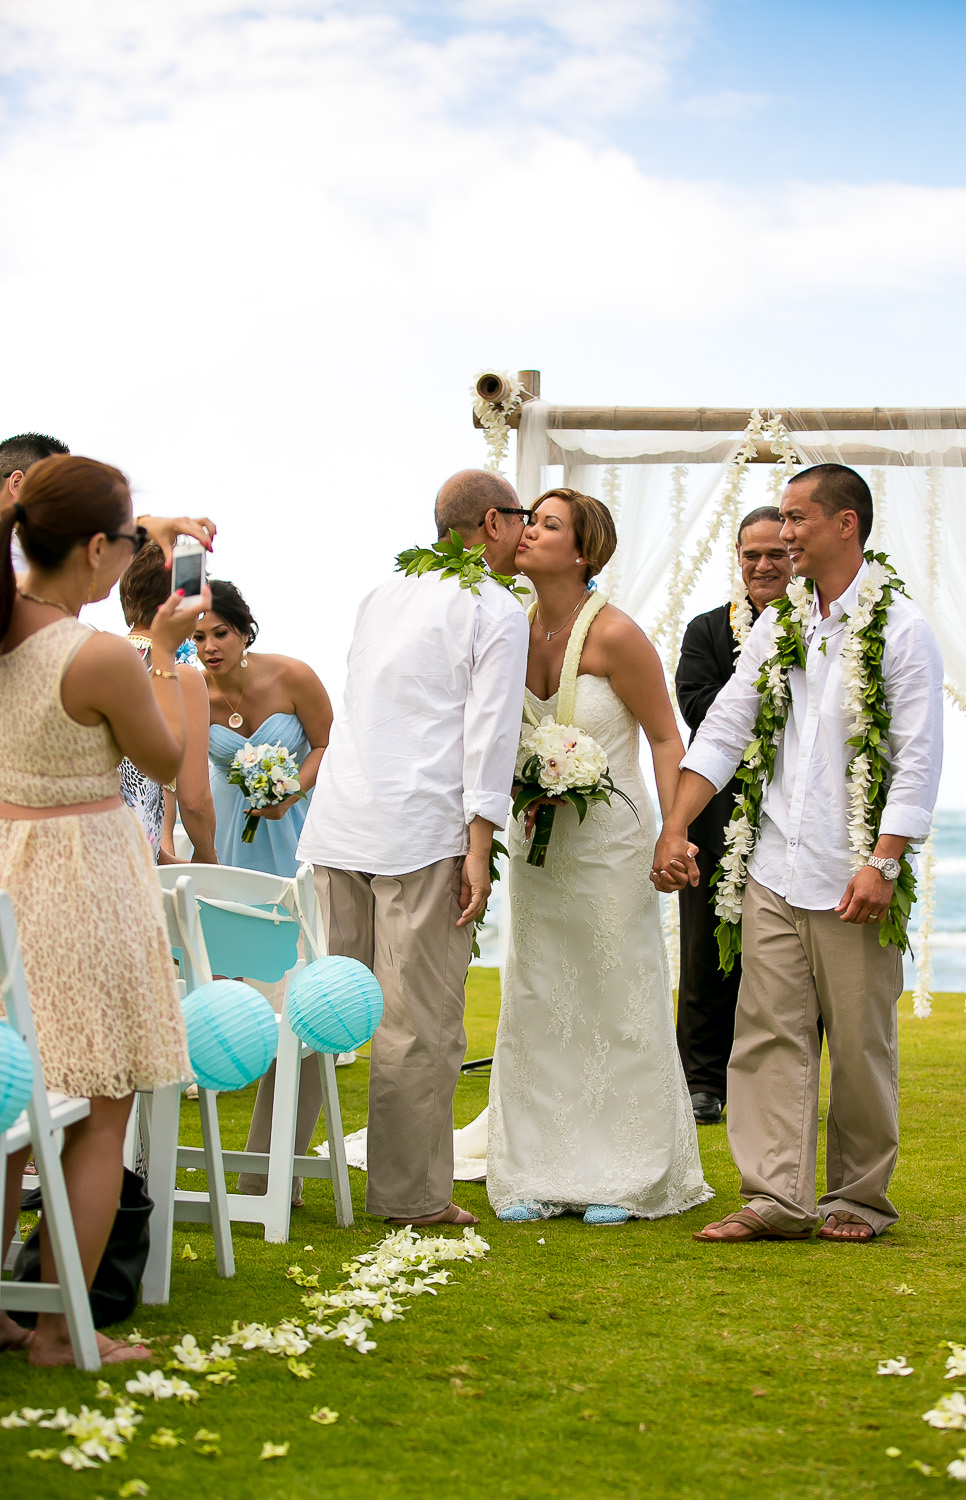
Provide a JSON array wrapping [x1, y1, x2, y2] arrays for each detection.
[[486, 673, 713, 1219], [0, 618, 191, 1098]]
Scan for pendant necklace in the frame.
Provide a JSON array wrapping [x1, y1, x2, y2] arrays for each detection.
[[213, 667, 250, 729], [536, 589, 589, 641]]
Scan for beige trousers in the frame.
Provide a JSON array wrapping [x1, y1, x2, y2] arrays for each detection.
[[313, 858, 474, 1219], [727, 878, 903, 1236]]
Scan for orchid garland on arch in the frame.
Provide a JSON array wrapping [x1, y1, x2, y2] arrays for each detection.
[[712, 553, 917, 975], [471, 369, 525, 472]]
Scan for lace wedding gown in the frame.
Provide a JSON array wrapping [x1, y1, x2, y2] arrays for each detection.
[[486, 675, 713, 1219]]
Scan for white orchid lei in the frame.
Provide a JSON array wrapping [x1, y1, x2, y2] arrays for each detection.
[[713, 552, 916, 975], [729, 587, 754, 656], [1, 1225, 489, 1474], [471, 369, 525, 471]]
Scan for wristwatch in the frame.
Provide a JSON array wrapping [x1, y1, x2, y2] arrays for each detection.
[[866, 855, 901, 881]]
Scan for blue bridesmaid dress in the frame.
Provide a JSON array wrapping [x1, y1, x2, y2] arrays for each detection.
[[208, 712, 312, 877]]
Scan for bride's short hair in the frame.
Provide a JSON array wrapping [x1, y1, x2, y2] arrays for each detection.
[[533, 488, 617, 584]]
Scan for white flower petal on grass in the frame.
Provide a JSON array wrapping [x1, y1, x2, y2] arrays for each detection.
[[308, 1408, 339, 1425], [946, 1344, 966, 1380], [885, 1447, 902, 1458], [125, 1371, 198, 1404], [877, 1356, 914, 1376], [259, 1442, 290, 1460], [923, 1391, 966, 1429], [2, 1412, 30, 1428], [26, 1448, 57, 1461]]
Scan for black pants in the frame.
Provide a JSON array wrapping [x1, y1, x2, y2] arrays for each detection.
[[675, 845, 741, 1100]]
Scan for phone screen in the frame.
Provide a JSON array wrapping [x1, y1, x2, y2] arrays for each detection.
[[172, 550, 204, 597]]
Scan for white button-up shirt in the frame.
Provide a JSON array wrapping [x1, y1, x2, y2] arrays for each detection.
[[682, 561, 943, 910], [297, 568, 529, 876]]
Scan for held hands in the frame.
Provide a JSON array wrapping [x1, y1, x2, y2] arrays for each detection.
[[457, 849, 491, 927], [650, 830, 701, 893], [836, 865, 893, 925]]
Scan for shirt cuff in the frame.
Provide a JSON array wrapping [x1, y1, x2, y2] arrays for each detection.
[[681, 742, 739, 794], [463, 790, 512, 828], [879, 802, 935, 842]]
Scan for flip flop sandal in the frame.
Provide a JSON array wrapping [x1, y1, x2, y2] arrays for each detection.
[[693, 1209, 812, 1242]]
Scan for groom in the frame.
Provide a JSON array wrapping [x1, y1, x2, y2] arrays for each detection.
[[297, 469, 529, 1225], [652, 464, 942, 1242]]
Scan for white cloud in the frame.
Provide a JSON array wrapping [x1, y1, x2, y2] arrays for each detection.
[[1, 0, 964, 720]]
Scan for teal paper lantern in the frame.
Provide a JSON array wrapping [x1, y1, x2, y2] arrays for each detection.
[[0, 1023, 34, 1133], [181, 979, 278, 1092], [287, 958, 384, 1054]]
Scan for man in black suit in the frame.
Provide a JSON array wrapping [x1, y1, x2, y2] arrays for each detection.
[[674, 506, 792, 1124]]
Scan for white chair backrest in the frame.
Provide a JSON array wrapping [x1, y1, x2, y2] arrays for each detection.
[[156, 863, 326, 982], [161, 875, 214, 992]]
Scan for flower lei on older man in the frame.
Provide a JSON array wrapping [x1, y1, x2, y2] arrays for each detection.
[[712, 552, 917, 975]]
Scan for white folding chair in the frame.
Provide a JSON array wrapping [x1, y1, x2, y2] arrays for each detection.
[[138, 875, 236, 1304], [156, 863, 353, 1243], [0, 891, 100, 1371]]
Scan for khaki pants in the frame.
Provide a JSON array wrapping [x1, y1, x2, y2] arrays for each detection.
[[727, 878, 903, 1236], [314, 858, 474, 1219]]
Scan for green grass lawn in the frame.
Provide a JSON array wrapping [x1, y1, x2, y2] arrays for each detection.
[[2, 977, 965, 1499]]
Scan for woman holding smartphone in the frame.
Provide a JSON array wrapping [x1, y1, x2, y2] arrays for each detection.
[[0, 455, 209, 1365]]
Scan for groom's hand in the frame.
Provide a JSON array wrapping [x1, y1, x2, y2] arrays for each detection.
[[457, 849, 491, 926], [651, 825, 693, 892]]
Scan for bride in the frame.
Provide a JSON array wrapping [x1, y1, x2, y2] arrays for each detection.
[[487, 489, 713, 1226]]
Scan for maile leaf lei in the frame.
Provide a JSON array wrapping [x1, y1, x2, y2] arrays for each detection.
[[712, 551, 916, 974], [395, 532, 528, 598]]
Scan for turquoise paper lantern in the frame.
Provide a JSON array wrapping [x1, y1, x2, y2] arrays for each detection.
[[287, 958, 384, 1054], [0, 1023, 34, 1133], [181, 979, 278, 1092]]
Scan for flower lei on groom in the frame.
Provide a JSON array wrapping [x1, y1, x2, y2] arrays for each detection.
[[712, 551, 916, 974]]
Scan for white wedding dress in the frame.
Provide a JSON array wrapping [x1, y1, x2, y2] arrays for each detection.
[[486, 675, 713, 1219]]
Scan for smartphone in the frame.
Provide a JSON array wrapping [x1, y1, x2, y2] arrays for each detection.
[[170, 540, 207, 609]]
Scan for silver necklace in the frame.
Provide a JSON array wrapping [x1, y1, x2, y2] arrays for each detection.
[[536, 589, 589, 641]]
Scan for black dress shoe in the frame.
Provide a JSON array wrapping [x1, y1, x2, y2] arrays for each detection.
[[691, 1091, 723, 1125]]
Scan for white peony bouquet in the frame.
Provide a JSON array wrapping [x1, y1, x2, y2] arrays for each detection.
[[228, 741, 303, 844], [512, 716, 634, 867]]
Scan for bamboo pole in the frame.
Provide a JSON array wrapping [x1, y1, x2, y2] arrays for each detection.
[[474, 403, 966, 432]]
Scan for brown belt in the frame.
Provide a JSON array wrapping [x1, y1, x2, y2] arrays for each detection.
[[0, 795, 123, 820]]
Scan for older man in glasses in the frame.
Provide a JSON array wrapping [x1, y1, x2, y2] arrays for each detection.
[[298, 469, 530, 1227]]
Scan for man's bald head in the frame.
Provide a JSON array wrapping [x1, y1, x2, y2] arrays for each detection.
[[434, 469, 519, 541]]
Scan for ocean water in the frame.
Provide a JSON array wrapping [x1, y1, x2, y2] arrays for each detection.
[[475, 808, 966, 994], [906, 807, 966, 994]]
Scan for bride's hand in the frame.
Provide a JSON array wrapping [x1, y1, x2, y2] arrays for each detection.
[[524, 794, 566, 840]]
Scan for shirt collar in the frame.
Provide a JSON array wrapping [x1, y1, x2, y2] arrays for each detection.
[[808, 558, 869, 630]]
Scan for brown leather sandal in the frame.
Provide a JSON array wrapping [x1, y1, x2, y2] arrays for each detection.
[[818, 1212, 875, 1242], [693, 1208, 812, 1242]]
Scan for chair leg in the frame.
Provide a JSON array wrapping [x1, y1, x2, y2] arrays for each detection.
[[27, 1108, 100, 1372], [139, 1086, 181, 1305], [197, 1090, 235, 1279], [317, 1052, 354, 1228], [262, 1019, 300, 1243]]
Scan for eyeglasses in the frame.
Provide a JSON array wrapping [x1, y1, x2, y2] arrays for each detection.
[[478, 506, 532, 526], [106, 525, 149, 555]]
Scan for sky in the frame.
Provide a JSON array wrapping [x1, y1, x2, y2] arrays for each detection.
[[2, 0, 965, 798]]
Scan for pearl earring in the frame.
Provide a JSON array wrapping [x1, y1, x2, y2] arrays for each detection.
[[576, 557, 583, 564]]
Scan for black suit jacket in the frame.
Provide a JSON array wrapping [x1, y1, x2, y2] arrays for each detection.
[[674, 602, 744, 859]]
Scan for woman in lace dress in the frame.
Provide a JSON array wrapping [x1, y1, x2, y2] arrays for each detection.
[[487, 489, 712, 1226], [0, 456, 207, 1365]]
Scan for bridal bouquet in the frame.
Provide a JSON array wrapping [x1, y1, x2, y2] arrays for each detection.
[[512, 717, 634, 867], [228, 741, 303, 843]]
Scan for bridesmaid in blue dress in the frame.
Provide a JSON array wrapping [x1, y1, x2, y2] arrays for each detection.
[[193, 580, 331, 877], [192, 578, 333, 1200]]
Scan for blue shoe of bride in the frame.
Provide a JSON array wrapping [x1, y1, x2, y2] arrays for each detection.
[[497, 1202, 544, 1223], [583, 1204, 629, 1226]]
